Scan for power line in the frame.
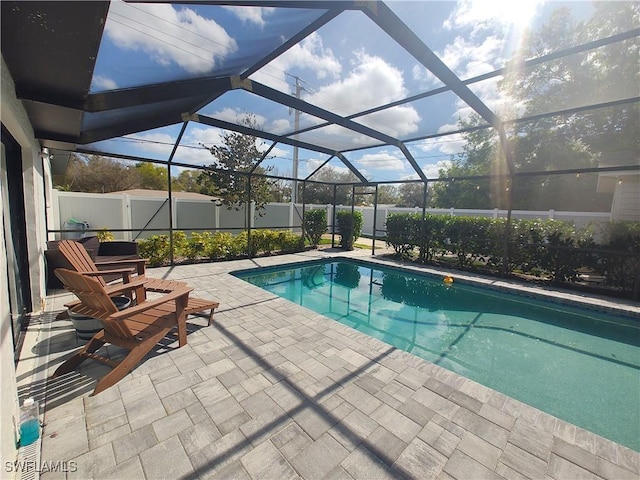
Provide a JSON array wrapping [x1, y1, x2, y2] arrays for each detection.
[[107, 17, 218, 67], [116, 1, 236, 53]]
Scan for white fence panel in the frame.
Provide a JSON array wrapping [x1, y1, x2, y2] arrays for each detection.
[[53, 190, 617, 242], [56, 191, 125, 239], [175, 199, 217, 235]]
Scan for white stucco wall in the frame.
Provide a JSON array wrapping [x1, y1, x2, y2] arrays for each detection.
[[1, 54, 49, 474]]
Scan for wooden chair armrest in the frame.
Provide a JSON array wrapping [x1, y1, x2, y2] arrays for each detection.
[[80, 268, 136, 276], [95, 258, 147, 275], [109, 287, 192, 320], [101, 277, 149, 295]]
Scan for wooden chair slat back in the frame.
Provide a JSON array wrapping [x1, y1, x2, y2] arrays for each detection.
[[54, 269, 132, 338], [58, 240, 107, 287]]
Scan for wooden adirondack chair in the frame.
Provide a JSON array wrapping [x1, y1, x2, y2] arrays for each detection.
[[53, 268, 192, 395], [57, 240, 219, 325]]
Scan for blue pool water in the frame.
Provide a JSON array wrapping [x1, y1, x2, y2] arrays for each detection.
[[235, 259, 640, 450]]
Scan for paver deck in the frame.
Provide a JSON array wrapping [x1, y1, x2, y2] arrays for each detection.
[[17, 248, 639, 480]]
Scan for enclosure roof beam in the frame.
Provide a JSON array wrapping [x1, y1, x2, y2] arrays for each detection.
[[361, 2, 501, 129], [335, 153, 369, 184], [245, 80, 402, 147], [305, 156, 335, 181], [249, 142, 279, 174], [191, 113, 338, 156], [361, 1, 516, 175]]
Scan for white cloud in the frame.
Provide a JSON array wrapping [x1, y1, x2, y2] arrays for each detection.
[[444, 0, 544, 38], [269, 118, 292, 135], [305, 51, 421, 139], [434, 0, 544, 124], [421, 160, 453, 179], [412, 64, 442, 89], [105, 2, 237, 74], [222, 6, 274, 27], [355, 151, 407, 171], [123, 132, 174, 156], [92, 75, 118, 91], [441, 35, 506, 79], [250, 32, 341, 90]]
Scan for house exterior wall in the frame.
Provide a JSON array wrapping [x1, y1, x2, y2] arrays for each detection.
[[1, 55, 48, 474], [611, 176, 640, 221]]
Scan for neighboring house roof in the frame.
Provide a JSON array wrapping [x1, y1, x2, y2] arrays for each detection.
[[110, 189, 219, 201]]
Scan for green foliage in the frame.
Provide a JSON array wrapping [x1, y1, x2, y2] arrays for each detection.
[[432, 4, 639, 212], [55, 154, 140, 193], [277, 231, 305, 253], [303, 167, 359, 205], [384, 213, 640, 296], [334, 263, 361, 289], [137, 234, 171, 267], [385, 213, 419, 258], [396, 183, 426, 208], [197, 114, 276, 215], [137, 229, 305, 266], [443, 216, 494, 269], [135, 162, 169, 190], [335, 210, 363, 250], [304, 209, 328, 246], [96, 228, 115, 242], [593, 222, 640, 293]]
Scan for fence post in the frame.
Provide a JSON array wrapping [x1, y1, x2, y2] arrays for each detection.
[[450, 207, 455, 216], [122, 193, 132, 241], [172, 196, 179, 232], [289, 202, 295, 232]]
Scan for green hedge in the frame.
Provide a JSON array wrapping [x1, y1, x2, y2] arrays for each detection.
[[336, 210, 363, 250], [304, 209, 328, 246], [137, 229, 304, 266], [384, 213, 640, 295]]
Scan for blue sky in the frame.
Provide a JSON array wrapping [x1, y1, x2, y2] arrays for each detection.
[[87, 0, 595, 183]]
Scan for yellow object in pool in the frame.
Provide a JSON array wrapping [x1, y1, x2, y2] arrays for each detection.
[[443, 275, 454, 284]]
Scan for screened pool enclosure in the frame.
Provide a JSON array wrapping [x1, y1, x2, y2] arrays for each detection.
[[2, 1, 638, 263]]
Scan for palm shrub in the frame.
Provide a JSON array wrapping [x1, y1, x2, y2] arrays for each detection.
[[304, 209, 328, 246]]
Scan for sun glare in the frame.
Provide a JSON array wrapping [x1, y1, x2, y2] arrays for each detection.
[[491, 0, 543, 30]]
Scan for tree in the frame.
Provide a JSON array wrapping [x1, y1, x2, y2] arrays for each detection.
[[303, 166, 359, 205], [433, 4, 637, 211], [376, 185, 400, 205], [55, 154, 139, 193], [197, 114, 276, 214], [396, 182, 427, 208], [172, 169, 201, 192], [135, 162, 168, 190]]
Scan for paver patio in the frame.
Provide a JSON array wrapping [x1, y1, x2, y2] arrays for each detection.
[[17, 248, 639, 480]]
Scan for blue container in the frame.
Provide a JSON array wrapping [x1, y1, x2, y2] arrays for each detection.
[[19, 398, 39, 446]]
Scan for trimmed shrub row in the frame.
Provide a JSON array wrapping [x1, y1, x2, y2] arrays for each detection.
[[385, 213, 640, 295], [138, 229, 304, 267]]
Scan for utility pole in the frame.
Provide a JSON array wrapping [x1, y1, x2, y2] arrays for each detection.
[[287, 74, 307, 204]]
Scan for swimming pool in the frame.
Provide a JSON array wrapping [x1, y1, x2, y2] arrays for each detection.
[[235, 259, 640, 450]]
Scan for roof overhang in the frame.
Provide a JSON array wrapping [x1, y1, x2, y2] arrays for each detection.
[[1, 1, 110, 150]]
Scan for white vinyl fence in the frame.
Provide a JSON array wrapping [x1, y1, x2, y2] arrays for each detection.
[[50, 190, 612, 241]]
